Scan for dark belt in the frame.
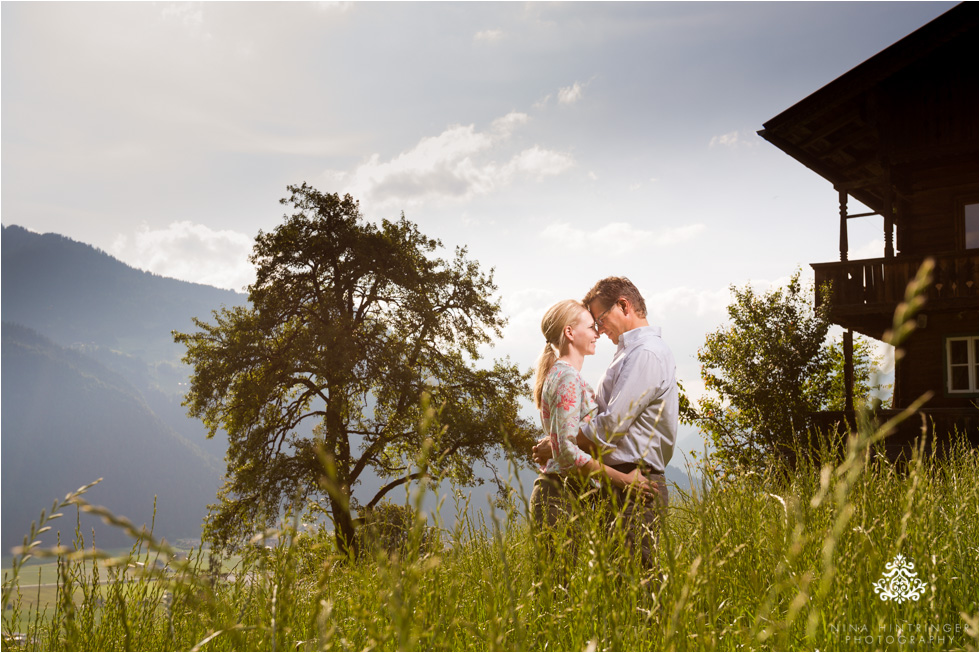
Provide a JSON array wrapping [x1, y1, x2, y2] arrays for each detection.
[[610, 462, 665, 481], [610, 462, 669, 507]]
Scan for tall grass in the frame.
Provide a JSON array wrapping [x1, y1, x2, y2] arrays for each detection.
[[3, 423, 977, 651], [4, 260, 976, 651]]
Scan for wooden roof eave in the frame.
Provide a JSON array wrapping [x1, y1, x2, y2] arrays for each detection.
[[761, 3, 973, 134], [757, 127, 885, 212]]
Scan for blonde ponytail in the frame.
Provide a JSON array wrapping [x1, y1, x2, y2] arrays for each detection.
[[532, 299, 588, 408], [533, 342, 559, 408]]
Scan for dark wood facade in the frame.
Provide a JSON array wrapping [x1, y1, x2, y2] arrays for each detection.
[[759, 3, 978, 445]]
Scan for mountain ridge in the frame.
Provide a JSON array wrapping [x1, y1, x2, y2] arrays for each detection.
[[1, 224, 247, 366]]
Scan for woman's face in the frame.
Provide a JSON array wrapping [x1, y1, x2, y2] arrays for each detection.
[[566, 308, 599, 356]]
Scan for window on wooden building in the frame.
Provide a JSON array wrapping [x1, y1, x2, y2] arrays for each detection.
[[945, 336, 979, 394]]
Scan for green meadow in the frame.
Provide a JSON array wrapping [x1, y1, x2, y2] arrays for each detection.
[[2, 417, 977, 652]]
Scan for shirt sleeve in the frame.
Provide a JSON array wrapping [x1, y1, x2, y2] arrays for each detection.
[[581, 348, 666, 452], [546, 368, 595, 472]]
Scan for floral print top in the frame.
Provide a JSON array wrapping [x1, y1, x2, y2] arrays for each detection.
[[540, 360, 597, 474]]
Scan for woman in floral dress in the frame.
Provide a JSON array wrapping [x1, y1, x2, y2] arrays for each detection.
[[528, 299, 643, 528]]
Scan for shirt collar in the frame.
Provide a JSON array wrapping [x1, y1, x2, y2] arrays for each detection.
[[618, 325, 661, 350]]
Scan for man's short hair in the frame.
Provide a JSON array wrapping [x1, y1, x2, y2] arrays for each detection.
[[583, 277, 647, 318]]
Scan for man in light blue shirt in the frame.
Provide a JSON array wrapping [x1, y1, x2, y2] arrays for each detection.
[[534, 276, 678, 568]]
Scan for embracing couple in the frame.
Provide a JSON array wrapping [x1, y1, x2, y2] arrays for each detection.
[[530, 276, 678, 568]]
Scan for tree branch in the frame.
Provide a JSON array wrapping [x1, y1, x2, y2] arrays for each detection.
[[360, 438, 465, 510], [350, 431, 416, 482], [363, 471, 429, 510]]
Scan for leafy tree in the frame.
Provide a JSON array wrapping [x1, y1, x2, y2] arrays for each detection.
[[174, 184, 536, 556], [823, 336, 890, 412], [683, 270, 885, 472]]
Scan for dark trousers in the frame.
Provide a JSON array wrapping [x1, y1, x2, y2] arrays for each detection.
[[529, 467, 667, 570], [606, 464, 668, 570], [528, 473, 594, 589], [529, 472, 593, 529]]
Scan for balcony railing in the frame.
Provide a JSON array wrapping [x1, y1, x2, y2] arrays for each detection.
[[812, 250, 978, 313]]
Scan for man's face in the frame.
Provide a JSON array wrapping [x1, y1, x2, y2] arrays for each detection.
[[588, 299, 625, 345]]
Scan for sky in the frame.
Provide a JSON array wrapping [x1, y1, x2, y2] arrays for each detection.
[[1, 1, 960, 460]]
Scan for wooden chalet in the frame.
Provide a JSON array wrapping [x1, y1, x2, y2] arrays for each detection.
[[759, 3, 978, 450]]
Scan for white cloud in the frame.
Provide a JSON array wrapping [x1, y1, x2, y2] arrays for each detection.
[[709, 131, 740, 148], [323, 114, 574, 209], [491, 111, 530, 135], [558, 81, 585, 105], [498, 286, 557, 363], [540, 221, 705, 252], [709, 130, 758, 149], [648, 285, 731, 321], [474, 28, 504, 43], [501, 286, 554, 313], [504, 146, 574, 179], [111, 221, 254, 291], [533, 94, 553, 110], [658, 223, 707, 245], [534, 79, 590, 110], [159, 3, 212, 40], [850, 237, 887, 260]]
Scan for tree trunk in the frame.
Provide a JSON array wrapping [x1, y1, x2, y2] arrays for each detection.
[[325, 385, 358, 558], [331, 493, 358, 559]]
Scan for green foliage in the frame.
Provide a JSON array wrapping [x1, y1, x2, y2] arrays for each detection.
[[4, 421, 977, 651], [355, 501, 436, 558], [173, 184, 537, 556], [684, 270, 885, 472], [823, 335, 891, 411]]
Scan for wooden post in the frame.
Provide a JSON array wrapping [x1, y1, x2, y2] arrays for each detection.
[[838, 188, 849, 262], [844, 329, 854, 412], [883, 168, 895, 258]]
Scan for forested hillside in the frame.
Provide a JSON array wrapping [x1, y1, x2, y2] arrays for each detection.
[[1, 225, 246, 551], [1, 323, 222, 550]]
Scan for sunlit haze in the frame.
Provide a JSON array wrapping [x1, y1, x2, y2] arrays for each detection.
[[3, 2, 951, 453]]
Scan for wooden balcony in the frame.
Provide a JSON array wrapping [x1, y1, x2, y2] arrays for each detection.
[[812, 250, 978, 336]]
